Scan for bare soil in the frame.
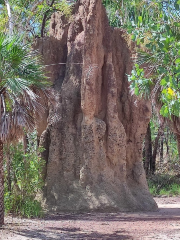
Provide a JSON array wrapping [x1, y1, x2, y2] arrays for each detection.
[[0, 197, 180, 240]]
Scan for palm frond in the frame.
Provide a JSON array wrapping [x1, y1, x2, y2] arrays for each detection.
[[0, 33, 50, 142]]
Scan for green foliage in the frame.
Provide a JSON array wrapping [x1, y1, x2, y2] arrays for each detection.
[[104, 0, 180, 118], [102, 0, 121, 27], [0, 34, 48, 89], [126, 1, 180, 118], [148, 174, 180, 196], [4, 132, 45, 218], [0, 33, 49, 141], [5, 193, 43, 218], [1, 0, 73, 37], [0, 4, 8, 32], [128, 64, 152, 98], [103, 0, 163, 28]]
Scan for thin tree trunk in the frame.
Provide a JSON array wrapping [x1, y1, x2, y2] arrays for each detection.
[[151, 123, 164, 174], [6, 149, 11, 193], [160, 135, 164, 164], [165, 128, 169, 159], [23, 134, 29, 154], [144, 123, 152, 175], [176, 134, 180, 162], [0, 140, 4, 227], [5, 1, 13, 34], [41, 0, 55, 37]]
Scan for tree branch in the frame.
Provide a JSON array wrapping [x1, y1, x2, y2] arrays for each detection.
[[41, 0, 55, 37]]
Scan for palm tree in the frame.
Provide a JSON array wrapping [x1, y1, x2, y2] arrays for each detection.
[[0, 33, 48, 227]]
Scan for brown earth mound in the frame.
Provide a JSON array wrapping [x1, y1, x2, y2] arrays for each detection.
[[35, 0, 157, 212]]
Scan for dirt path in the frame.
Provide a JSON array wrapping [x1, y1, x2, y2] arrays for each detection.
[[1, 197, 180, 240]]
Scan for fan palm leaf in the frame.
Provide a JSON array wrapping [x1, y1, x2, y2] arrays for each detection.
[[0, 33, 49, 140], [0, 33, 49, 227]]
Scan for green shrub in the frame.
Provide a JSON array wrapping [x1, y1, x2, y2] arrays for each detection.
[[4, 131, 45, 218], [148, 174, 180, 196]]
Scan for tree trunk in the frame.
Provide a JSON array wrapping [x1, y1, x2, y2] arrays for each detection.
[[5, 1, 13, 34], [144, 123, 152, 175], [176, 134, 180, 162], [6, 149, 11, 193], [165, 128, 169, 159], [35, 0, 157, 212], [0, 140, 4, 227], [41, 0, 55, 37], [151, 124, 164, 174], [23, 134, 29, 154], [160, 135, 164, 164]]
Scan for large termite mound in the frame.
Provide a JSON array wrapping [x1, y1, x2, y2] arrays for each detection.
[[36, 0, 157, 212]]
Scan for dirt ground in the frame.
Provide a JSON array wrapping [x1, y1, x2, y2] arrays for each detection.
[[0, 197, 180, 240]]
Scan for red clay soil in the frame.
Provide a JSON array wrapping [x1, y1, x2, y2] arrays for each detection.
[[0, 197, 180, 240]]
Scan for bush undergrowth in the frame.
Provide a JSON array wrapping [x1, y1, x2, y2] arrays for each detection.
[[4, 132, 45, 218], [148, 174, 180, 197]]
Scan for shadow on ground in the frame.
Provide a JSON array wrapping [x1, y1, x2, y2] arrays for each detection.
[[44, 208, 180, 222], [11, 228, 133, 240], [2, 200, 180, 240]]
